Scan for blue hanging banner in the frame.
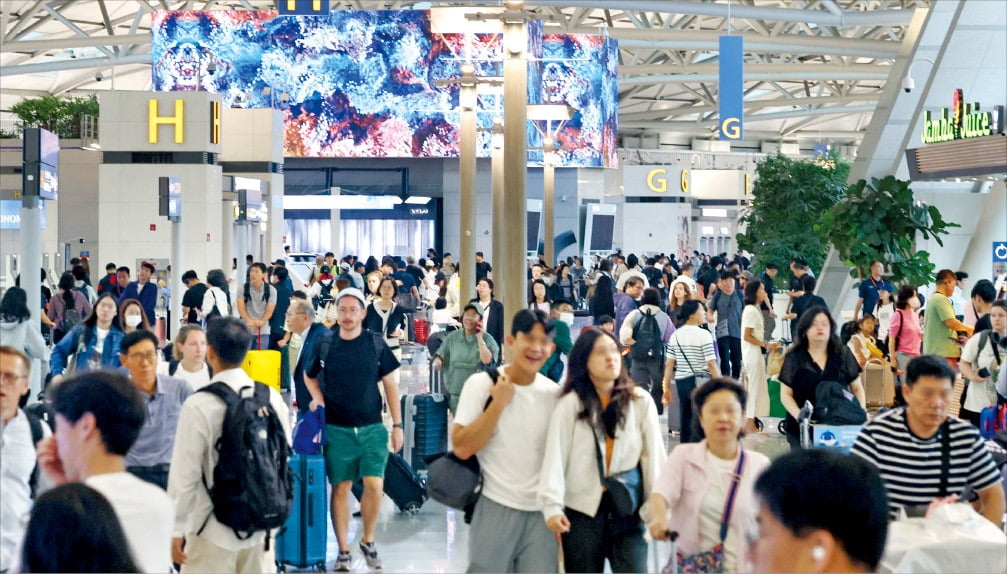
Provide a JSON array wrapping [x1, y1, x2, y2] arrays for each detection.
[[719, 35, 744, 141], [277, 0, 330, 15]]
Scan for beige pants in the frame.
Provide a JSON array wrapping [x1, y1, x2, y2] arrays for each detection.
[[180, 533, 275, 574]]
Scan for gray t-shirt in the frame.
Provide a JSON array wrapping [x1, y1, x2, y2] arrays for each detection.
[[243, 282, 274, 335], [710, 289, 743, 339]]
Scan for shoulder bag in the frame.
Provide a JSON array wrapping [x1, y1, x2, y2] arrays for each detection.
[[664, 450, 747, 574], [675, 336, 699, 389], [591, 422, 643, 518], [425, 367, 500, 523], [63, 329, 88, 377]]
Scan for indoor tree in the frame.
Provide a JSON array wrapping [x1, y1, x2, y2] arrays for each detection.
[[816, 175, 959, 287], [736, 152, 850, 282]]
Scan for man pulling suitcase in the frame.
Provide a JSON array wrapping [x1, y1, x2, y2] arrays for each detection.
[[302, 288, 403, 572]]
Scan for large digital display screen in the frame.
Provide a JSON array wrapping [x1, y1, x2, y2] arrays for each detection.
[[589, 213, 615, 251], [151, 10, 618, 167]]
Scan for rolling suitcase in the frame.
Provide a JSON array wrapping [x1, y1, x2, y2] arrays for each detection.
[[242, 349, 282, 393], [275, 453, 327, 572], [351, 453, 427, 515], [864, 358, 895, 408], [399, 362, 449, 472]]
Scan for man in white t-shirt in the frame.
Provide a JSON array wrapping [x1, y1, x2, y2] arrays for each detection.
[[452, 309, 561, 573], [30, 370, 174, 573]]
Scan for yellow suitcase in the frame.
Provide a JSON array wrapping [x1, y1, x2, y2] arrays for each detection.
[[242, 349, 282, 393]]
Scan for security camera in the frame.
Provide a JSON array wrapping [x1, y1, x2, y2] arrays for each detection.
[[901, 76, 915, 93], [206, 61, 217, 75], [95, 70, 103, 82]]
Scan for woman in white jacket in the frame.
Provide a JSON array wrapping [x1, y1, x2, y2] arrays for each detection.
[[539, 328, 666, 573]]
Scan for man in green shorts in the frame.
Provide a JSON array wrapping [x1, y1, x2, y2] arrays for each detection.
[[303, 288, 402, 572]]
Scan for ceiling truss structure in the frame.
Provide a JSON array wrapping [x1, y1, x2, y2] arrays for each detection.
[[0, 0, 932, 144]]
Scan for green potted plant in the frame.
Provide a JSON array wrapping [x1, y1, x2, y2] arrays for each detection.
[[8, 94, 98, 138], [816, 175, 959, 287], [736, 152, 850, 283]]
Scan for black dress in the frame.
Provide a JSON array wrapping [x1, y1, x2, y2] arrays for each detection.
[[778, 347, 861, 447]]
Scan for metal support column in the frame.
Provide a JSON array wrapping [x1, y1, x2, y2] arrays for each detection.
[[459, 64, 477, 304], [501, 4, 528, 341], [542, 137, 555, 267]]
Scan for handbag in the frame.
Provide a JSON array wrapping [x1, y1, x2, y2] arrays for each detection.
[[63, 330, 87, 377], [591, 427, 643, 518], [666, 450, 747, 574], [425, 367, 500, 523]]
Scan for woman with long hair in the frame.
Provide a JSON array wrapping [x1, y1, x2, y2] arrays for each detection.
[[118, 299, 151, 335], [667, 281, 692, 328], [21, 483, 139, 573], [648, 378, 771, 574], [740, 279, 780, 434], [472, 277, 504, 348], [46, 272, 92, 343], [0, 286, 49, 368], [540, 328, 665, 573], [779, 307, 865, 448], [49, 293, 123, 384], [529, 279, 552, 315], [553, 263, 578, 306]]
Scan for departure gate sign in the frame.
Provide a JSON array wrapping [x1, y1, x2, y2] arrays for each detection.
[[921, 89, 1004, 144]]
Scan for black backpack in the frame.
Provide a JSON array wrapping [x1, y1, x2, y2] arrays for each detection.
[[198, 382, 292, 547], [243, 282, 272, 304], [631, 310, 665, 361], [814, 380, 868, 425], [25, 411, 44, 498], [318, 280, 334, 302]]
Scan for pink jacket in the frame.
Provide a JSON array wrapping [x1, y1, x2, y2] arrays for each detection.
[[652, 442, 770, 570]]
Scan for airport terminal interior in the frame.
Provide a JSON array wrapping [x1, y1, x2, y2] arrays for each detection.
[[1, 1, 1006, 573]]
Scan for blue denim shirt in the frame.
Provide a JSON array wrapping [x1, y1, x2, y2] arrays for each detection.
[[125, 374, 192, 467], [49, 324, 124, 376]]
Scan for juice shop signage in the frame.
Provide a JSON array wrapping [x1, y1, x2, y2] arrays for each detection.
[[921, 89, 1004, 144]]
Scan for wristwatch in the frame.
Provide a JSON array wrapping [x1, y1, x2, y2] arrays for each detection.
[[392, 423, 403, 429]]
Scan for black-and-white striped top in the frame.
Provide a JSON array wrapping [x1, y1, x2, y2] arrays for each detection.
[[666, 325, 717, 380], [850, 407, 1001, 518]]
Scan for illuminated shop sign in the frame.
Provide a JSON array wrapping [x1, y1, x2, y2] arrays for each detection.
[[921, 89, 1004, 145]]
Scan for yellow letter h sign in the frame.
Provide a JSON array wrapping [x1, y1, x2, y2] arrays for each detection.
[[149, 99, 185, 144]]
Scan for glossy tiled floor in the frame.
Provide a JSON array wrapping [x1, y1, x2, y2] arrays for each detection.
[[289, 345, 789, 573]]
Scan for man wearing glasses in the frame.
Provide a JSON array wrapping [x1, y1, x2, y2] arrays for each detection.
[[923, 269, 974, 369], [0, 346, 50, 572], [119, 329, 191, 489]]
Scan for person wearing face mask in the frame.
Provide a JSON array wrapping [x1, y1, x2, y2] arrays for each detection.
[[119, 262, 158, 328], [888, 285, 923, 393], [432, 303, 500, 414], [542, 300, 575, 383], [118, 299, 150, 335], [620, 288, 674, 414], [49, 294, 125, 384]]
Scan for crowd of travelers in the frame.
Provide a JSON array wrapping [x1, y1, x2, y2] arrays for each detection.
[[1, 246, 1005, 573]]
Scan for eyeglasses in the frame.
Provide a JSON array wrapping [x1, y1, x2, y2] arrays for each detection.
[[0, 372, 29, 385], [126, 352, 158, 364]]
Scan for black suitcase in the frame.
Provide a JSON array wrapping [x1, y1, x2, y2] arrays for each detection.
[[352, 453, 427, 515]]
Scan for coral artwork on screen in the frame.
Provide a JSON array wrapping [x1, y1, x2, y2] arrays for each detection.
[[151, 9, 618, 167]]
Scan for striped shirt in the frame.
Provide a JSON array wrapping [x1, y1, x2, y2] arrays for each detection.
[[850, 407, 1001, 518], [666, 325, 717, 380]]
